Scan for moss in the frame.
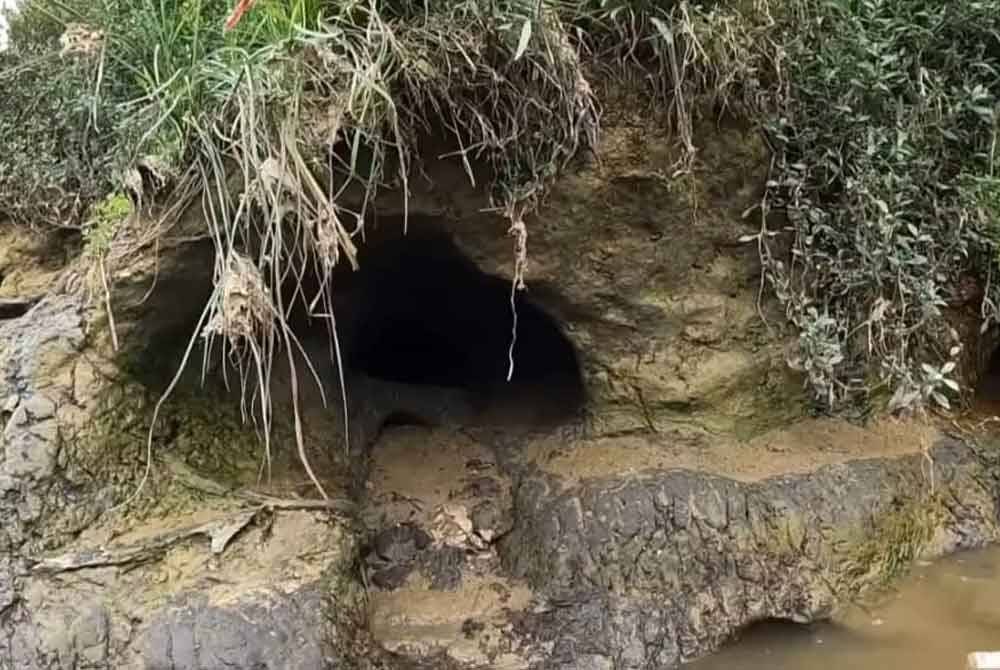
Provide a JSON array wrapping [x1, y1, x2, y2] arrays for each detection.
[[67, 378, 262, 524], [837, 496, 943, 598], [82, 192, 132, 259]]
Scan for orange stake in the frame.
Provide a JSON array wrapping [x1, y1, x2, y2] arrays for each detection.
[[224, 0, 257, 32]]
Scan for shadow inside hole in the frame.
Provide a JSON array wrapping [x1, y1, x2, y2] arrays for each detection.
[[121, 219, 587, 447], [313, 222, 587, 432], [973, 343, 1000, 417]]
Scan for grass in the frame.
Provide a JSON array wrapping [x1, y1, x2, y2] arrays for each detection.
[[2, 0, 1000, 495]]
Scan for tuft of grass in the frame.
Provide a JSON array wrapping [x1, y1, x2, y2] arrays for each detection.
[[839, 496, 940, 596], [82, 192, 132, 258]]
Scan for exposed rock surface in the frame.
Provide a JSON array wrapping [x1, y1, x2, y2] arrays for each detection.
[[498, 437, 1000, 668], [0, 287, 374, 669], [349, 418, 1000, 669]]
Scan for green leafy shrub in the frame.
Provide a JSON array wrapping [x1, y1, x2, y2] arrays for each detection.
[[756, 0, 1000, 411]]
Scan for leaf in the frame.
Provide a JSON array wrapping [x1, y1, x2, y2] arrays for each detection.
[[943, 378, 960, 392], [932, 391, 950, 410], [941, 361, 956, 374], [514, 19, 532, 61], [738, 234, 759, 243]]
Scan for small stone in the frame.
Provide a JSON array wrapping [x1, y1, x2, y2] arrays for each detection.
[[429, 504, 479, 549], [4, 406, 28, 432], [73, 358, 99, 402], [370, 565, 412, 590], [373, 523, 432, 564], [461, 618, 485, 639], [21, 394, 56, 420]]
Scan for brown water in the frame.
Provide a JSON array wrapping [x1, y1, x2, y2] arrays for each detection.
[[687, 546, 1000, 670]]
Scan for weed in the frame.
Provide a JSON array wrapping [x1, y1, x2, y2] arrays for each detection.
[[82, 192, 132, 258]]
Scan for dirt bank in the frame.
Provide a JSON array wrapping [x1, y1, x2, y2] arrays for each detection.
[[2, 108, 999, 669]]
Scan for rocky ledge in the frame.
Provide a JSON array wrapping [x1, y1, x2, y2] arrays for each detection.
[[494, 436, 1000, 669]]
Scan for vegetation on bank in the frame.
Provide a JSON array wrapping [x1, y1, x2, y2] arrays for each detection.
[[1, 0, 999, 421]]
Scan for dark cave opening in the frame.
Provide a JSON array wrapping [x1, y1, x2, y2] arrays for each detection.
[[320, 224, 587, 428], [128, 218, 586, 437], [353, 236, 573, 382]]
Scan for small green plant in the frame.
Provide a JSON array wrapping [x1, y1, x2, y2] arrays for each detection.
[[840, 496, 940, 595], [82, 192, 132, 258]]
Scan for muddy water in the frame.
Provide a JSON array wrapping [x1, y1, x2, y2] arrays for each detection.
[[688, 545, 1000, 670]]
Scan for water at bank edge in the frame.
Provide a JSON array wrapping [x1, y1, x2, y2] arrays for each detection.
[[687, 545, 1000, 670]]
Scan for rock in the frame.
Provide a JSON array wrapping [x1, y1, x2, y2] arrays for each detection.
[[470, 499, 511, 542], [2, 410, 60, 482], [5, 508, 367, 670], [421, 546, 467, 591], [371, 564, 414, 590], [142, 589, 337, 670], [429, 504, 481, 551], [373, 523, 432, 564], [497, 437, 1000, 667], [20, 395, 55, 421], [2, 394, 19, 413]]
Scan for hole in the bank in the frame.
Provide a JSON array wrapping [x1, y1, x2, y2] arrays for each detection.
[[687, 617, 846, 670], [295, 219, 587, 433], [973, 342, 1000, 416], [127, 216, 586, 488], [723, 618, 817, 647]]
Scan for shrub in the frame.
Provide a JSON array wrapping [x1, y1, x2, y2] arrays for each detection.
[[755, 0, 1000, 411]]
